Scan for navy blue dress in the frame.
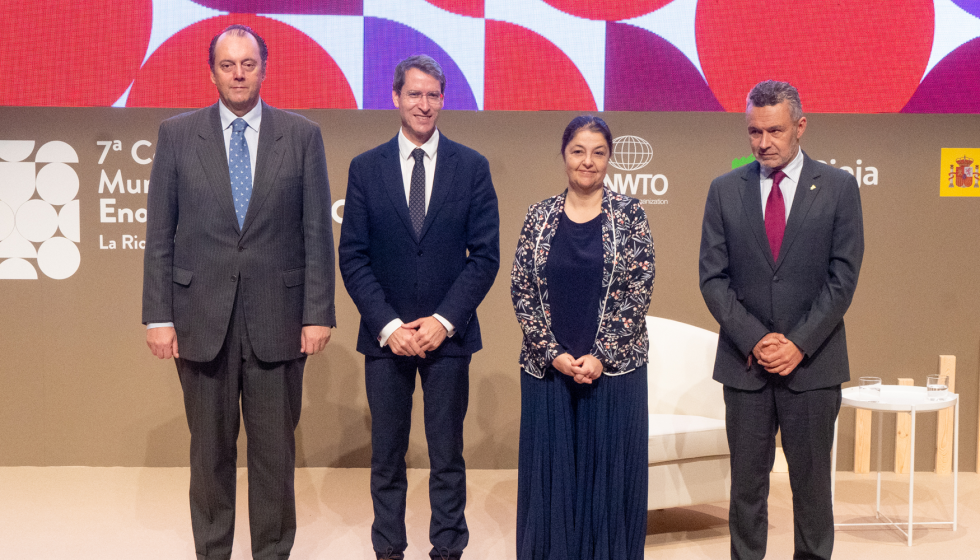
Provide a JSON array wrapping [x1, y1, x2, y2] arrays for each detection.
[[517, 211, 649, 560]]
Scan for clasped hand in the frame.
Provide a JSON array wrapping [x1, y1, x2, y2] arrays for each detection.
[[552, 353, 603, 384], [387, 316, 447, 358], [752, 333, 803, 376]]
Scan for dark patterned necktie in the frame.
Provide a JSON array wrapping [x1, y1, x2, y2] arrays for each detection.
[[409, 147, 426, 235], [229, 118, 252, 229], [765, 170, 787, 260]]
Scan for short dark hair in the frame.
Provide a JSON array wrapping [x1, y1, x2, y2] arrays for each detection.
[[392, 54, 446, 94], [746, 80, 803, 121], [209, 24, 268, 70], [560, 115, 613, 157]]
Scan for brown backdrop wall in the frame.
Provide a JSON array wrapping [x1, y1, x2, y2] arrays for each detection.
[[1, 108, 977, 472]]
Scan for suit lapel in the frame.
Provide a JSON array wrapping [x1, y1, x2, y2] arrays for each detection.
[[379, 135, 417, 241], [241, 102, 285, 236], [419, 134, 457, 241], [196, 104, 240, 231], [777, 153, 820, 269], [738, 162, 776, 269]]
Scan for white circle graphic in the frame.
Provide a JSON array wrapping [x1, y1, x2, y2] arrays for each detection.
[[59, 200, 80, 242], [36, 141, 79, 163], [0, 141, 36, 162], [16, 199, 59, 242], [37, 237, 80, 279], [36, 162, 79, 205], [0, 258, 38, 279], [609, 136, 654, 171], [0, 162, 36, 209], [0, 201, 15, 239]]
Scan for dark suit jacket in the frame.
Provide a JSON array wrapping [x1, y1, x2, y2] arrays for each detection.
[[338, 133, 500, 357], [142, 102, 336, 363], [699, 153, 864, 392]]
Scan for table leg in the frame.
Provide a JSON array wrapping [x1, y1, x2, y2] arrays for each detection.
[[954, 396, 959, 531], [909, 406, 916, 546], [876, 411, 882, 517]]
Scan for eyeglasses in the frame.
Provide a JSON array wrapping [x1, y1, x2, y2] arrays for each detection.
[[404, 91, 443, 105]]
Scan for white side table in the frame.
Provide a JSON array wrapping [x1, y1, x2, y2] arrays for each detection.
[[830, 385, 958, 546]]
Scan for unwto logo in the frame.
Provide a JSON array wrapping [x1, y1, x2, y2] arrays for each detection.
[[0, 141, 81, 279], [605, 136, 668, 203]]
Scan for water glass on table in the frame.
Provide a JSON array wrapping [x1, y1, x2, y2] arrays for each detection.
[[858, 377, 881, 402], [927, 374, 949, 401]]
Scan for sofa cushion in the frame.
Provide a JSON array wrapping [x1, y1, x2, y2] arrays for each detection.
[[648, 413, 729, 464]]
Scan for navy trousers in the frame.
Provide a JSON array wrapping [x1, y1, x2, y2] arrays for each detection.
[[365, 354, 471, 559]]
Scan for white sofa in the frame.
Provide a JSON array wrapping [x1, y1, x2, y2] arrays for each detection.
[[646, 316, 731, 510]]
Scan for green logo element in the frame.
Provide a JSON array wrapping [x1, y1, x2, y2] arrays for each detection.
[[731, 156, 755, 169]]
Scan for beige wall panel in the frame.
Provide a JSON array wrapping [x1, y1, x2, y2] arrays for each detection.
[[0, 108, 978, 471]]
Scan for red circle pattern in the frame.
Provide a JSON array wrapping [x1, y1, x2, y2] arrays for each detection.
[[127, 15, 356, 110], [696, 0, 934, 113], [541, 0, 673, 21], [484, 20, 596, 111], [0, 0, 151, 106]]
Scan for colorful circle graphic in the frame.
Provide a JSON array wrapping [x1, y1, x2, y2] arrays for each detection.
[[127, 15, 356, 109], [696, 0, 934, 113]]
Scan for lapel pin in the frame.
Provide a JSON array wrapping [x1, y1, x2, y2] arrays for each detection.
[[810, 184, 817, 190]]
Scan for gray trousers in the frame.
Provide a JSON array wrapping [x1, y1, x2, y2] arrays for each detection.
[[176, 287, 305, 560]]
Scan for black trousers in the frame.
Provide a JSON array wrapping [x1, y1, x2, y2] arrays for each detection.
[[365, 354, 471, 560], [175, 289, 305, 560], [724, 381, 842, 560]]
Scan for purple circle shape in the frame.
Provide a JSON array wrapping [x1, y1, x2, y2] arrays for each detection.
[[952, 1, 980, 18], [363, 18, 477, 111], [604, 22, 722, 112], [191, 0, 362, 15], [903, 37, 980, 113]]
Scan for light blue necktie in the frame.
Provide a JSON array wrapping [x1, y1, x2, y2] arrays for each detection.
[[229, 118, 253, 229]]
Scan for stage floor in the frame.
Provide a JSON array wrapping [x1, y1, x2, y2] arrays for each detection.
[[1, 467, 976, 559]]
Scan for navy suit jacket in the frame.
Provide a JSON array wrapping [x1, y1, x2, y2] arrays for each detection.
[[142, 102, 336, 363], [699, 153, 864, 392], [338, 133, 500, 357]]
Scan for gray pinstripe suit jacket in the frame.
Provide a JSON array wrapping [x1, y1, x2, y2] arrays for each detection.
[[699, 153, 864, 392], [142, 101, 335, 363]]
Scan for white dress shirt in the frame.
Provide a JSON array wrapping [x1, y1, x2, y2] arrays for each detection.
[[760, 147, 804, 222], [397, 126, 439, 210], [378, 128, 454, 347]]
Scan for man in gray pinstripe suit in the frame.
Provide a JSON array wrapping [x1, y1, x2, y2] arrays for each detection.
[[141, 24, 335, 560]]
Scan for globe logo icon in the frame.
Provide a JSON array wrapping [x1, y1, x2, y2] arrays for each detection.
[[609, 136, 653, 171]]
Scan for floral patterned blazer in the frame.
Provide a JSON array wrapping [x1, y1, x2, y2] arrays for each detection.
[[511, 187, 655, 378]]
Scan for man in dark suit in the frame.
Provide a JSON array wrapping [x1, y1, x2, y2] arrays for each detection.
[[699, 80, 864, 560], [338, 55, 500, 560], [142, 24, 334, 560]]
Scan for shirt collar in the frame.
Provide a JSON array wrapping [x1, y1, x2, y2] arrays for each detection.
[[218, 99, 262, 133], [761, 147, 804, 184], [398, 127, 440, 161]]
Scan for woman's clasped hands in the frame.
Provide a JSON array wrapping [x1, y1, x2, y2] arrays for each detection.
[[552, 352, 604, 384]]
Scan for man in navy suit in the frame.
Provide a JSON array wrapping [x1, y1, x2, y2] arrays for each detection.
[[338, 55, 500, 560], [699, 80, 864, 560], [142, 25, 334, 559]]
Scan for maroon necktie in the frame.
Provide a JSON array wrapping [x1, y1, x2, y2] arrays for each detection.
[[765, 170, 787, 260]]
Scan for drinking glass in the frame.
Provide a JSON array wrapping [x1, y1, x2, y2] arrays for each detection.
[[858, 377, 881, 402], [927, 375, 949, 401]]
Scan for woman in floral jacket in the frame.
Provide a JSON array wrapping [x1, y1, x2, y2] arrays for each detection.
[[511, 115, 655, 560]]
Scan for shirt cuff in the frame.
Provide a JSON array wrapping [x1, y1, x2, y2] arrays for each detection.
[[379, 319, 404, 347], [147, 322, 174, 329], [432, 314, 455, 337]]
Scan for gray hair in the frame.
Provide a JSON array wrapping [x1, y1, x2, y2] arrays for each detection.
[[392, 54, 446, 94], [746, 80, 803, 121]]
